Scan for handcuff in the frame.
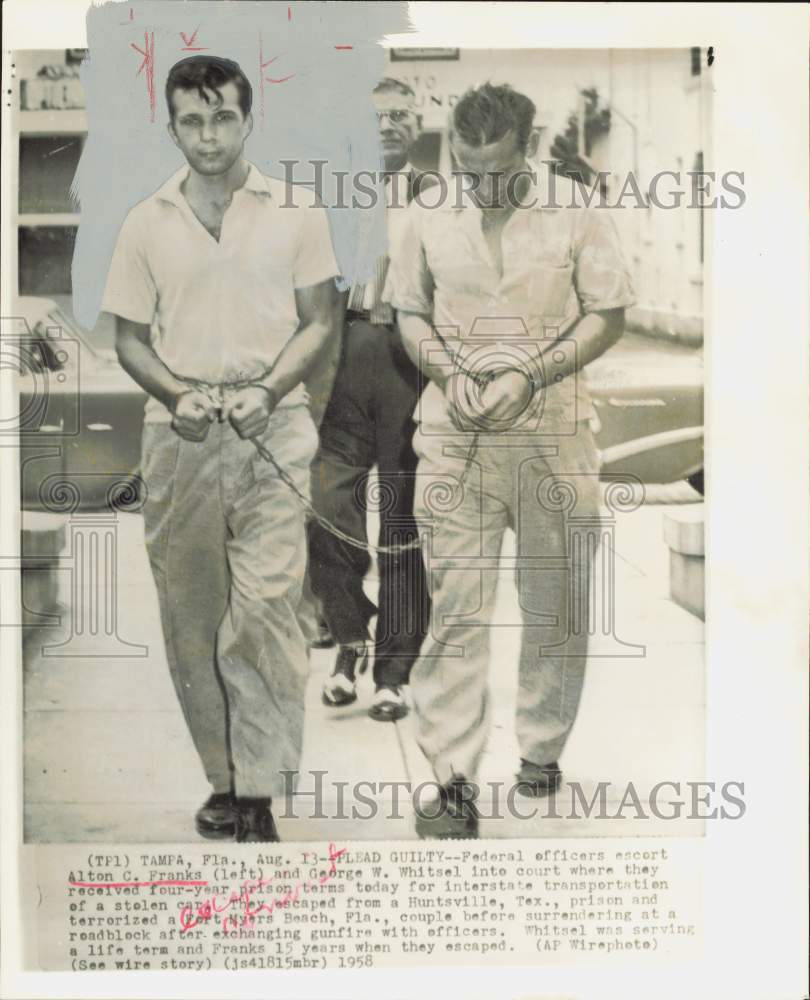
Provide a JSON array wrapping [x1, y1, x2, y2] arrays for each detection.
[[170, 381, 278, 425], [451, 365, 542, 400]]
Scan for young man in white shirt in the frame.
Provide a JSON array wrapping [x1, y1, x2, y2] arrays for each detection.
[[102, 55, 339, 841]]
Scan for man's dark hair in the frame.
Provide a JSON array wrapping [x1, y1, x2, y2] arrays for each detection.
[[452, 82, 536, 151], [374, 77, 415, 99], [165, 55, 252, 121]]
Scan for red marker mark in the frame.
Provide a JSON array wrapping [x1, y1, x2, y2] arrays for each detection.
[[69, 879, 208, 888], [258, 36, 295, 125], [130, 31, 156, 122], [180, 844, 347, 935], [334, 45, 353, 50], [260, 51, 293, 82], [288, 5, 292, 20], [180, 26, 207, 52]]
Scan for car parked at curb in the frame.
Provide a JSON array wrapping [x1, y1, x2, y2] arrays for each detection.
[[14, 296, 146, 512]]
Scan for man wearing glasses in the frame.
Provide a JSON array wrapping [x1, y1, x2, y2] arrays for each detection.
[[308, 77, 432, 722]]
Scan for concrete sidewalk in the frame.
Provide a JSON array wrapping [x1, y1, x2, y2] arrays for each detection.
[[23, 500, 704, 843]]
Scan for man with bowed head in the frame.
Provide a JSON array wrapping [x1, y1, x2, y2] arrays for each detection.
[[386, 82, 635, 838]]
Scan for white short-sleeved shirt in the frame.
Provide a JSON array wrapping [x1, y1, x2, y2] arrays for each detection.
[[384, 165, 635, 431], [102, 162, 339, 423]]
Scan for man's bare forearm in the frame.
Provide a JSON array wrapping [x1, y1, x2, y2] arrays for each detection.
[[536, 308, 625, 382], [398, 307, 624, 392], [114, 316, 185, 411], [397, 310, 455, 388], [259, 280, 340, 404], [259, 320, 336, 403], [500, 308, 625, 391]]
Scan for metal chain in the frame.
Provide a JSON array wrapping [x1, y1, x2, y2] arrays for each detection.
[[250, 436, 423, 556], [168, 332, 480, 559]]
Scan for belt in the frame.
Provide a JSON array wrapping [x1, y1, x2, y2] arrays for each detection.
[[346, 308, 394, 329]]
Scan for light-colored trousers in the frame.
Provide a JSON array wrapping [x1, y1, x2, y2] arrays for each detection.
[[140, 406, 318, 800], [411, 419, 602, 785]]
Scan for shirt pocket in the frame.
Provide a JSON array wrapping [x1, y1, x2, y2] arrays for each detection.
[[528, 263, 575, 319]]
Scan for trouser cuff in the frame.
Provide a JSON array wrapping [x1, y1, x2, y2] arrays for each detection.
[[373, 659, 412, 688]]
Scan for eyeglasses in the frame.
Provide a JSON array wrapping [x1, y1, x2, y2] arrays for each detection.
[[376, 109, 413, 125]]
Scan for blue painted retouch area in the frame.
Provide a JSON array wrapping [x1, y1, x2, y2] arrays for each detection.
[[71, 0, 413, 328]]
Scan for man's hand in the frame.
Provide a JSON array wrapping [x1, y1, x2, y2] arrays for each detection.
[[223, 385, 277, 440], [479, 369, 533, 427], [171, 390, 217, 442]]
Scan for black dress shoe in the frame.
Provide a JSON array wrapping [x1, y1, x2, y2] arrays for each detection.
[[234, 798, 281, 842], [416, 779, 479, 840], [515, 759, 562, 797], [195, 793, 236, 839]]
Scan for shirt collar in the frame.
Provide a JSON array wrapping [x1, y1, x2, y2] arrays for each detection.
[[155, 161, 272, 206], [385, 162, 413, 180], [382, 163, 413, 191]]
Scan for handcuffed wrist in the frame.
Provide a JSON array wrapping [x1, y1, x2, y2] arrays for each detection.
[[444, 370, 475, 396], [248, 382, 279, 410], [505, 367, 541, 397], [169, 387, 193, 415]]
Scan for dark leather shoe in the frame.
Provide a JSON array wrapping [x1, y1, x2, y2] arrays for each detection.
[[234, 798, 281, 842], [195, 793, 236, 839], [416, 779, 479, 839], [515, 759, 562, 797]]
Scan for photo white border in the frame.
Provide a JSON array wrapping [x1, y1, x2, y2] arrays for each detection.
[[2, 2, 808, 998]]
